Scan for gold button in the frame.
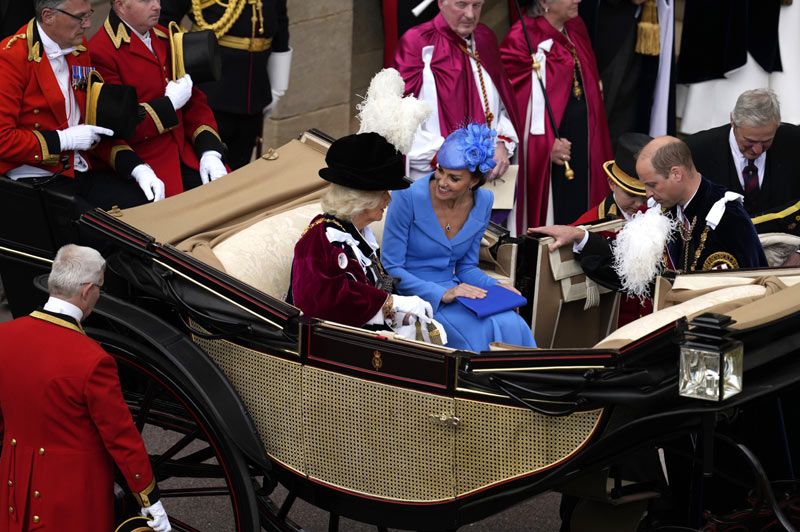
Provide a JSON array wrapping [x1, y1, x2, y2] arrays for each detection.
[[8, 506, 13, 514], [33, 515, 40, 523], [33, 108, 40, 114], [9, 439, 16, 447], [134, 473, 141, 479], [34, 155, 40, 160], [38, 448, 45, 456], [34, 122, 40, 129], [33, 491, 41, 499], [6, 480, 11, 487]]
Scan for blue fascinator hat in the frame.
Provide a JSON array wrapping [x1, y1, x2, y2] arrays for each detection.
[[437, 123, 497, 175]]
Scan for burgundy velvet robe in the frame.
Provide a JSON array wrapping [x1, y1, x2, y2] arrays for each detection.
[[291, 216, 389, 327], [393, 13, 523, 153], [501, 15, 612, 232]]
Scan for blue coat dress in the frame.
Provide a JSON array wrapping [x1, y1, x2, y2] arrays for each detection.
[[382, 177, 536, 351]]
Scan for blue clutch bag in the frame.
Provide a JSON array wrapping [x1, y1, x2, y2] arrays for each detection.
[[456, 284, 527, 318]]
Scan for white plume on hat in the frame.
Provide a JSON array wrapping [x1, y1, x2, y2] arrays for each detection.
[[356, 68, 431, 155], [612, 205, 677, 300]]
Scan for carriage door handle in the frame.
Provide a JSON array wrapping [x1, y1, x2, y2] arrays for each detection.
[[429, 414, 460, 429]]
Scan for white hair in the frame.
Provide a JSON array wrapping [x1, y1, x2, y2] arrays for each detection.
[[321, 184, 386, 222], [48, 244, 106, 298], [731, 89, 781, 128]]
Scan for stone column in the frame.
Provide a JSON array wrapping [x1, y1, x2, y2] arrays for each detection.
[[264, 1, 355, 149]]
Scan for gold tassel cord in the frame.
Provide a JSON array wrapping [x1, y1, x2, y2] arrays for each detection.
[[635, 0, 660, 56], [191, 0, 247, 38]]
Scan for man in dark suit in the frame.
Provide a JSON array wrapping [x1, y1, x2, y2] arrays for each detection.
[[532, 136, 767, 291], [685, 89, 800, 230]]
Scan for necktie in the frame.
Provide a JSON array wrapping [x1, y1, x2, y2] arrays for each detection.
[[742, 159, 759, 196]]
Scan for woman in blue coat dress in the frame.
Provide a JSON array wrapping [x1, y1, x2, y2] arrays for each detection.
[[382, 124, 536, 351]]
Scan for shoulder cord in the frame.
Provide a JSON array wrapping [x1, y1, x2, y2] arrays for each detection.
[[191, 0, 263, 39]]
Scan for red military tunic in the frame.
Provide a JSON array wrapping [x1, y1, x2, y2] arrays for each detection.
[[0, 311, 156, 531], [0, 21, 89, 178], [89, 10, 225, 197]]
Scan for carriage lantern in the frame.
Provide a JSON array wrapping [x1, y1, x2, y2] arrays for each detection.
[[679, 313, 743, 402]]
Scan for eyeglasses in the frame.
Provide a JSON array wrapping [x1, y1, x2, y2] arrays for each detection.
[[82, 281, 104, 291], [52, 7, 94, 23]]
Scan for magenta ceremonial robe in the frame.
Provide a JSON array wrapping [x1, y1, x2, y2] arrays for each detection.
[[393, 13, 523, 150], [501, 15, 612, 232]]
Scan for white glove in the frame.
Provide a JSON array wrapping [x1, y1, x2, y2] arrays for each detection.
[[264, 48, 292, 115], [141, 500, 171, 532], [392, 294, 433, 320], [263, 89, 282, 116], [131, 164, 166, 202], [165, 74, 193, 111], [58, 124, 114, 151], [198, 150, 227, 184]]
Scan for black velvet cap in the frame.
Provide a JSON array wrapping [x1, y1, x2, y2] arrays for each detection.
[[318, 132, 410, 191], [85, 74, 139, 139], [177, 29, 222, 83]]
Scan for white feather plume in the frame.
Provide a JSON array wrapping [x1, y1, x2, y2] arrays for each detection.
[[612, 207, 678, 300], [356, 68, 431, 155]]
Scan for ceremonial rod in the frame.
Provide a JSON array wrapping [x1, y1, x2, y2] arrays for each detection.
[[511, 0, 574, 180]]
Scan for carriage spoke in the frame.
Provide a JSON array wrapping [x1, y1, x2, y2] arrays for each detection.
[[134, 380, 158, 432], [278, 491, 296, 520], [160, 486, 231, 498], [152, 428, 201, 471], [328, 513, 340, 532]]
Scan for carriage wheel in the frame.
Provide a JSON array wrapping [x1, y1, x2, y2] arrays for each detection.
[[90, 329, 262, 532]]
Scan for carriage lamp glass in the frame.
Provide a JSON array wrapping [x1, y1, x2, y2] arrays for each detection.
[[679, 342, 743, 401], [678, 313, 743, 402]]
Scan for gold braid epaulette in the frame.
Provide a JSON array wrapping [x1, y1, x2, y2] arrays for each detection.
[[4, 33, 26, 50], [191, 0, 248, 38]]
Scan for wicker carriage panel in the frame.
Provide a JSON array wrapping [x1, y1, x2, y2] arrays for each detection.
[[302, 366, 457, 502], [193, 335, 305, 472], [454, 398, 603, 496]]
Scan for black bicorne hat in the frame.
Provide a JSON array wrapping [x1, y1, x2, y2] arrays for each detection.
[[318, 132, 410, 191], [169, 22, 222, 84], [85, 70, 139, 139], [602, 132, 653, 196], [114, 516, 154, 532]]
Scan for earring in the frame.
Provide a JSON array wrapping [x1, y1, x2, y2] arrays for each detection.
[[545, 6, 549, 13]]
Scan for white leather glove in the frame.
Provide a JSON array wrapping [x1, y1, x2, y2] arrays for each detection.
[[57, 125, 114, 151], [131, 164, 166, 202], [141, 500, 171, 532], [198, 150, 227, 184], [264, 48, 292, 115], [165, 74, 193, 111], [392, 295, 433, 320]]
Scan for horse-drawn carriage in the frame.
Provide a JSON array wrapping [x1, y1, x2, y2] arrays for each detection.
[[2, 130, 800, 531]]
